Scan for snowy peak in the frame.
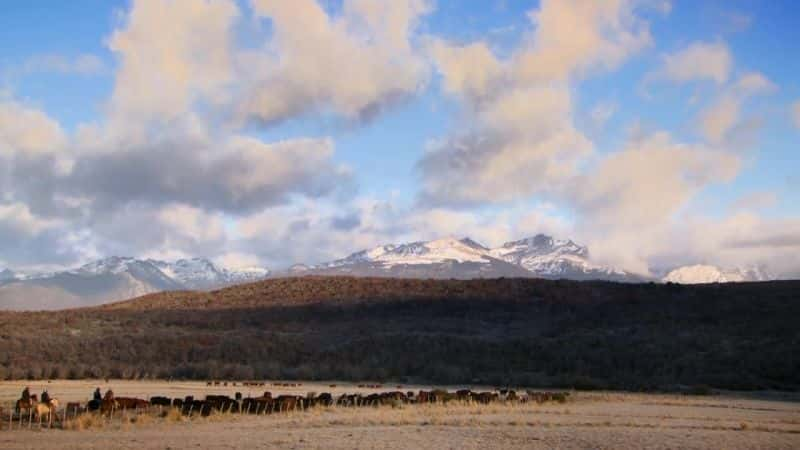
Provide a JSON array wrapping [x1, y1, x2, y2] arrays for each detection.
[[487, 234, 635, 280], [150, 257, 269, 289], [72, 256, 179, 288], [663, 265, 770, 284], [494, 234, 588, 259], [327, 237, 494, 268]]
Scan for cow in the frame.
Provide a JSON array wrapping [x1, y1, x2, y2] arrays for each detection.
[[150, 396, 171, 407], [472, 392, 498, 404], [115, 397, 149, 410], [274, 395, 301, 412], [456, 389, 473, 402]]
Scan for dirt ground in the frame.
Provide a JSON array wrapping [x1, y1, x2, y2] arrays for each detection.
[[0, 380, 798, 449]]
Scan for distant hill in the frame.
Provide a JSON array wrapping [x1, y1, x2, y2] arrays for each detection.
[[0, 276, 797, 392]]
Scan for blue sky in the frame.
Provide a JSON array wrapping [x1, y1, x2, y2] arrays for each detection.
[[0, 0, 798, 277]]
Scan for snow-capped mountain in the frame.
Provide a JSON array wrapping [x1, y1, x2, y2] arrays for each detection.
[[322, 237, 491, 268], [489, 234, 638, 282], [663, 265, 771, 284], [297, 235, 641, 281], [0, 257, 269, 311], [149, 258, 269, 290], [306, 237, 532, 279]]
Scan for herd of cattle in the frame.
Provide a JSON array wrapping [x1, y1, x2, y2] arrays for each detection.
[[83, 388, 569, 417], [4, 386, 570, 429]]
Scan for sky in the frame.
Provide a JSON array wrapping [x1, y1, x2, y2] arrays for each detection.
[[0, 0, 799, 277]]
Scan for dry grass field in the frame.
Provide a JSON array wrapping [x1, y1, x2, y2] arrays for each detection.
[[0, 380, 798, 449]]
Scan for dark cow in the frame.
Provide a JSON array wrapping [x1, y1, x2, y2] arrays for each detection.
[[315, 392, 334, 407], [337, 394, 363, 407], [473, 392, 499, 404], [456, 389, 473, 401], [150, 396, 171, 407]]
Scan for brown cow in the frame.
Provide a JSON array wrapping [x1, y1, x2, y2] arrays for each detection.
[[115, 397, 149, 410], [274, 395, 300, 412]]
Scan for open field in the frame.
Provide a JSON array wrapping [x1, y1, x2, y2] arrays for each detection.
[[0, 380, 799, 449]]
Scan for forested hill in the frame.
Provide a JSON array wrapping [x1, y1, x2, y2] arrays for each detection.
[[0, 277, 797, 391]]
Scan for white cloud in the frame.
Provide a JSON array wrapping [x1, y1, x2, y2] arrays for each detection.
[[0, 100, 66, 156], [213, 252, 263, 270], [107, 0, 239, 123], [0, 202, 59, 237], [572, 131, 740, 229], [422, 0, 650, 206], [657, 41, 732, 84], [514, 0, 651, 82], [428, 40, 503, 102], [698, 72, 775, 144], [157, 204, 226, 244], [239, 0, 431, 124]]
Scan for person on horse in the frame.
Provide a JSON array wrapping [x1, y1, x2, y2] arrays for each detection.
[[93, 387, 102, 402], [21, 386, 30, 402], [41, 389, 51, 404]]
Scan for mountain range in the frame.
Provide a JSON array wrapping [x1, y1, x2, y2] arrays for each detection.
[[0, 257, 269, 310], [0, 233, 773, 310], [288, 234, 642, 282]]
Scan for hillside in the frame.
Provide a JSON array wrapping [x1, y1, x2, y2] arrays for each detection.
[[0, 276, 797, 391]]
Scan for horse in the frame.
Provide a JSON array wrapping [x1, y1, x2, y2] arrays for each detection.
[[35, 398, 59, 427], [15, 393, 38, 415]]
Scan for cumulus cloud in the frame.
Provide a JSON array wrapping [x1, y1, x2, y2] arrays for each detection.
[[0, 100, 66, 156], [107, 0, 239, 124], [238, 0, 431, 125], [422, 0, 650, 206], [698, 72, 775, 144], [656, 41, 732, 84], [64, 134, 350, 214], [572, 131, 739, 228]]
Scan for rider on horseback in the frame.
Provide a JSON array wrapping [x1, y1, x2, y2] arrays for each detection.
[[21, 386, 30, 402], [41, 389, 50, 404], [94, 387, 102, 402]]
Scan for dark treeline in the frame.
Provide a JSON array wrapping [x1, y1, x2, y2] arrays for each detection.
[[0, 277, 797, 391]]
